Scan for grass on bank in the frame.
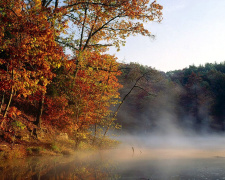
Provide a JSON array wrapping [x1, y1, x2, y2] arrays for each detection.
[[0, 131, 120, 160]]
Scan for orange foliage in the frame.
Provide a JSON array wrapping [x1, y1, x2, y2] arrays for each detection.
[[71, 51, 122, 130], [0, 0, 65, 97], [7, 106, 21, 118], [63, 0, 163, 51], [0, 0, 163, 138]]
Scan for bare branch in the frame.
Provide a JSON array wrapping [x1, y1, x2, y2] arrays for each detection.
[[103, 71, 155, 137], [134, 85, 156, 96], [46, 0, 53, 7]]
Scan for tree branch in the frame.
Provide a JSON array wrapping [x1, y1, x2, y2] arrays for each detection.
[[86, 43, 113, 47], [45, 0, 53, 7], [55, 0, 58, 9], [103, 71, 154, 137], [79, 5, 88, 50], [83, 13, 123, 50], [134, 85, 156, 96], [63, 1, 126, 9], [83, 15, 98, 50], [55, 39, 79, 51], [42, 0, 47, 7]]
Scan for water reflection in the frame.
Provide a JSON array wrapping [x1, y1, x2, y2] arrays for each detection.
[[0, 151, 119, 180], [1, 145, 225, 179]]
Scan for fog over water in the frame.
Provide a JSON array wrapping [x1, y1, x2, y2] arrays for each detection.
[[103, 110, 225, 179], [102, 130, 225, 179], [115, 91, 225, 159], [3, 113, 225, 179], [2, 131, 225, 179], [115, 133, 225, 159]]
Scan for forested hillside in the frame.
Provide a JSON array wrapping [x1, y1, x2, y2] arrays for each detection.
[[168, 62, 225, 132], [117, 62, 225, 134]]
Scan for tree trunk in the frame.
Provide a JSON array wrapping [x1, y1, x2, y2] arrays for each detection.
[[35, 93, 45, 128], [1, 69, 14, 128], [3, 87, 13, 118], [74, 130, 81, 149], [0, 87, 13, 129], [0, 92, 5, 114], [3, 69, 14, 118], [92, 123, 97, 144]]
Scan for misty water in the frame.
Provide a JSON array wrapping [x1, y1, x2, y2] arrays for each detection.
[[2, 134, 225, 180]]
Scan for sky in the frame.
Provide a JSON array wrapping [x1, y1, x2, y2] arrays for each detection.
[[109, 0, 225, 72]]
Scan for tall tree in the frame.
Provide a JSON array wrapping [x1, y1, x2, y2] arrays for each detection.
[[56, 0, 163, 137], [0, 0, 65, 128]]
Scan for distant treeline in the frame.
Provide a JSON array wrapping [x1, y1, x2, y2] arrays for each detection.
[[117, 62, 225, 134]]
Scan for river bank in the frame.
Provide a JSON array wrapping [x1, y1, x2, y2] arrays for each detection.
[[0, 132, 120, 160]]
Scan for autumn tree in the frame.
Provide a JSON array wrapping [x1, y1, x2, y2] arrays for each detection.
[[0, 0, 163, 144], [49, 0, 162, 138], [38, 0, 163, 135], [0, 0, 66, 129], [46, 50, 122, 144]]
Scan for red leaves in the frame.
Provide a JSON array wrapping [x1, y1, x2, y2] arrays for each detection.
[[8, 106, 21, 118], [43, 96, 73, 130]]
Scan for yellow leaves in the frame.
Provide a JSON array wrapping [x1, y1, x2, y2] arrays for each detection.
[[33, 0, 42, 10], [52, 62, 62, 69], [151, 2, 163, 10], [33, 37, 36, 42], [88, 67, 93, 72], [39, 77, 49, 87], [24, 81, 29, 88]]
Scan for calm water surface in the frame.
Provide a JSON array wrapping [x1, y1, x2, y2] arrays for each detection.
[[2, 136, 225, 180]]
